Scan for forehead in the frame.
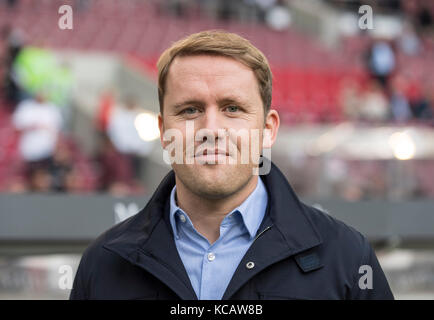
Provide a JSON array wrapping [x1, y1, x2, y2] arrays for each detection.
[[164, 55, 260, 102]]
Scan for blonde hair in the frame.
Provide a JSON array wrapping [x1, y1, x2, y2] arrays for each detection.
[[157, 30, 272, 115]]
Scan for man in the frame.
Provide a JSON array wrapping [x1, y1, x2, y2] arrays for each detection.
[[70, 31, 394, 300], [13, 92, 63, 163]]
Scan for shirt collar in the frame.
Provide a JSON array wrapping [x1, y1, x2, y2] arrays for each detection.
[[169, 177, 268, 240], [169, 186, 182, 239], [233, 177, 268, 239]]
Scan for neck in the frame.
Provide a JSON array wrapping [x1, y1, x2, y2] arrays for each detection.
[[174, 175, 258, 244]]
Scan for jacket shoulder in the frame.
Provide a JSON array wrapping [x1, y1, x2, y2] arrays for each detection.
[[70, 212, 145, 299], [298, 201, 372, 277], [85, 211, 141, 255], [300, 202, 367, 249], [299, 202, 394, 299]]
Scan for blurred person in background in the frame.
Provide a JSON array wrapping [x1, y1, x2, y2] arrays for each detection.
[[94, 91, 147, 195], [358, 80, 389, 122], [49, 141, 75, 192], [11, 91, 64, 193], [255, 0, 277, 23], [12, 91, 63, 164], [339, 78, 362, 121], [95, 133, 144, 196], [11, 44, 73, 113], [49, 137, 97, 194], [398, 21, 421, 56], [264, 0, 291, 31], [1, 25, 24, 107], [27, 165, 52, 193], [217, 0, 236, 21], [388, 75, 412, 123], [63, 167, 86, 193], [408, 81, 434, 121], [366, 40, 396, 90], [106, 96, 153, 178], [415, 3, 433, 32], [95, 89, 114, 132]]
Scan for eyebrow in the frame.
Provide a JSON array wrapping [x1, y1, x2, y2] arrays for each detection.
[[217, 96, 245, 106], [172, 96, 246, 110], [172, 100, 205, 110]]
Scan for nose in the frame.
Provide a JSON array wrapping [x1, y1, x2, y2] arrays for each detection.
[[197, 106, 225, 142]]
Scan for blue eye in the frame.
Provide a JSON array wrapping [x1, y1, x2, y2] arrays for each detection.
[[226, 106, 239, 112], [183, 107, 198, 114]]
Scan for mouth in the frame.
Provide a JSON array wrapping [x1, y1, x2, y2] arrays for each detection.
[[194, 149, 231, 163], [196, 149, 230, 157]]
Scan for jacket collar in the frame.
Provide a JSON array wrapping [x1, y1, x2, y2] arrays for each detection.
[[261, 160, 323, 252], [220, 160, 323, 299], [103, 160, 323, 299]]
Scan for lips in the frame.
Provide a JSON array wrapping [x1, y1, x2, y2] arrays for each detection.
[[196, 149, 229, 157]]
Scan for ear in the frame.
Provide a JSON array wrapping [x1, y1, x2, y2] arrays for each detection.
[[263, 109, 280, 148], [158, 113, 166, 148]]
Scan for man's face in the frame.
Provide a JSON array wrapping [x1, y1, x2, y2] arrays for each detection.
[[159, 55, 276, 200]]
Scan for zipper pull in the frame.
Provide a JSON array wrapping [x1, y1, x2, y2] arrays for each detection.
[[253, 225, 272, 243]]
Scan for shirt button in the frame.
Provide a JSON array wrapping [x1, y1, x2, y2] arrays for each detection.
[[207, 252, 216, 261], [179, 214, 186, 223]]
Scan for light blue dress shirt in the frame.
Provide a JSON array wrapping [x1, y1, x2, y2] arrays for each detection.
[[169, 177, 268, 300]]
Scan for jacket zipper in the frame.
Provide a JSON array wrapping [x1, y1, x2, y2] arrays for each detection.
[[253, 225, 272, 243]]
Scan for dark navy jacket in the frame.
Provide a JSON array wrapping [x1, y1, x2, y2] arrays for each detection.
[[70, 162, 394, 300]]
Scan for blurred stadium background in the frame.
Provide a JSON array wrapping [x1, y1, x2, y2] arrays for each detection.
[[0, 0, 433, 299]]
